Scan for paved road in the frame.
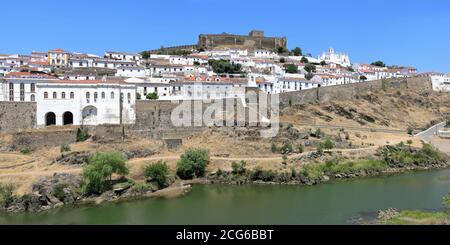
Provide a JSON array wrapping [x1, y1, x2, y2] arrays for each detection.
[[414, 122, 446, 143], [414, 121, 450, 154]]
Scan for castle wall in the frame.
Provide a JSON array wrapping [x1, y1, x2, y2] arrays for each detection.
[[0, 102, 36, 133]]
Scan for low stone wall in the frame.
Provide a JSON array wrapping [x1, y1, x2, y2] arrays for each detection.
[[11, 128, 77, 151], [438, 129, 450, 139], [279, 77, 432, 107], [0, 102, 36, 133], [91, 125, 125, 143]]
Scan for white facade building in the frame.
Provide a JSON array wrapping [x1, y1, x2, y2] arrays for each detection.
[[115, 66, 146, 78], [105, 51, 141, 63], [0, 72, 58, 102], [431, 75, 450, 91], [36, 80, 136, 127]]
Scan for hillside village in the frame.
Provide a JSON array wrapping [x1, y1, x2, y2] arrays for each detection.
[[1, 30, 448, 128], [0, 30, 450, 217]]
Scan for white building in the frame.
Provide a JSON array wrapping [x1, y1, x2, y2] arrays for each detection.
[[258, 77, 320, 94], [115, 66, 146, 78], [431, 74, 450, 91], [105, 51, 141, 63], [0, 72, 58, 102], [36, 79, 136, 127], [318, 48, 351, 67], [254, 50, 276, 59]]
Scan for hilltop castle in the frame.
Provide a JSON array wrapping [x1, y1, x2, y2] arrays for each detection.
[[198, 30, 287, 51]]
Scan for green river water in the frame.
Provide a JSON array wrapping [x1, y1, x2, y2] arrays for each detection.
[[1, 169, 449, 225]]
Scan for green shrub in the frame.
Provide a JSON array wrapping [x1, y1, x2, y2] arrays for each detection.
[[130, 182, 152, 194], [176, 148, 210, 180], [77, 127, 90, 142], [231, 161, 247, 175], [0, 183, 14, 208], [83, 152, 129, 195], [250, 166, 276, 182], [144, 160, 169, 188], [446, 117, 450, 127], [298, 144, 305, 153], [146, 92, 158, 100], [318, 138, 334, 150], [52, 183, 69, 201], [280, 143, 293, 155], [60, 144, 71, 153], [271, 143, 278, 153], [20, 148, 30, 155]]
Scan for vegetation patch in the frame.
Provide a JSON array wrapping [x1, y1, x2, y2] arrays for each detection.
[[82, 152, 129, 195], [144, 160, 170, 188], [385, 210, 449, 225], [176, 148, 210, 180]]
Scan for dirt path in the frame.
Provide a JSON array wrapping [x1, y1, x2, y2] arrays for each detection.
[[0, 146, 378, 178]]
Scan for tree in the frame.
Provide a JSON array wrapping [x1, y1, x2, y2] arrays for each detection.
[[277, 46, 288, 54], [176, 149, 210, 179], [446, 117, 450, 127], [284, 64, 298, 74], [141, 51, 150, 60], [304, 63, 316, 73], [0, 183, 14, 208], [371, 61, 386, 67], [193, 61, 200, 66], [208, 59, 242, 74], [300, 57, 309, 63], [146, 92, 158, 100], [83, 152, 129, 194], [360, 75, 367, 81], [231, 161, 247, 175], [320, 60, 326, 66], [144, 161, 169, 188], [292, 47, 302, 56], [279, 58, 286, 63], [305, 73, 314, 80], [347, 66, 355, 72], [136, 92, 141, 100]]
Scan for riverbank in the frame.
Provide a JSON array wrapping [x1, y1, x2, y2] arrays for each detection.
[[207, 144, 450, 186], [1, 169, 450, 225], [1, 142, 448, 214]]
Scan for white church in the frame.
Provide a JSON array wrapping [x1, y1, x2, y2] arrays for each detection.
[[318, 48, 351, 67]]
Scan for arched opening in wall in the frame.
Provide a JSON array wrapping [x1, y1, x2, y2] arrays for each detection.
[[63, 111, 73, 125], [82, 106, 98, 125], [45, 112, 56, 126]]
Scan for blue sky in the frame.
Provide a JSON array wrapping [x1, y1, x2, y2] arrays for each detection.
[[1, 0, 450, 72]]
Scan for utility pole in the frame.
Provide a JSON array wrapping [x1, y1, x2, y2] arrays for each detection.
[[119, 84, 125, 141]]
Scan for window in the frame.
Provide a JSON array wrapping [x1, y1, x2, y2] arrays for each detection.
[[62, 92, 66, 99], [70, 92, 74, 99], [53, 92, 57, 99], [30, 95, 35, 102], [94, 92, 98, 101], [9, 83, 13, 90], [31, 83, 35, 92], [20, 83, 24, 90], [101, 92, 105, 99], [111, 92, 115, 99], [127, 93, 131, 103], [44, 92, 48, 99]]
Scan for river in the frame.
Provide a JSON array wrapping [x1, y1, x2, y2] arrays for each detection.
[[1, 169, 449, 225]]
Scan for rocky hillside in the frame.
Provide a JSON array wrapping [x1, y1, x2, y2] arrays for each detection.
[[281, 88, 450, 131]]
